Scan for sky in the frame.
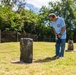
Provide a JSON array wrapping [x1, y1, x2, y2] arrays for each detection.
[[0, 0, 60, 11], [12, 0, 60, 12], [26, 0, 60, 8]]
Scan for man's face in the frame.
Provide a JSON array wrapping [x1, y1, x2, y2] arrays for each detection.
[[49, 17, 55, 21]]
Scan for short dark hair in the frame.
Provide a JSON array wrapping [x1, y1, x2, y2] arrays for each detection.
[[49, 13, 56, 18]]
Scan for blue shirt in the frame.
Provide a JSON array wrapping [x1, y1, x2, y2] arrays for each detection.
[[52, 17, 66, 39]]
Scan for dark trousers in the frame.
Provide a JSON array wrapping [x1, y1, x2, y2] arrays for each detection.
[[55, 39, 66, 57]]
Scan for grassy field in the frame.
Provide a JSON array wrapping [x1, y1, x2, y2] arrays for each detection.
[[0, 42, 76, 75]]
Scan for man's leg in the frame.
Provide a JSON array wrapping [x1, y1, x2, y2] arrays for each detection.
[[60, 39, 66, 57], [55, 40, 60, 56]]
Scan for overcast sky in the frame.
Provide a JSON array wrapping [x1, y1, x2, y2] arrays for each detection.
[[26, 0, 60, 8]]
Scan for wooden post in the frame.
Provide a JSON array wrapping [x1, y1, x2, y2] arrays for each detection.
[[17, 32, 18, 42], [0, 30, 1, 43], [20, 38, 33, 63]]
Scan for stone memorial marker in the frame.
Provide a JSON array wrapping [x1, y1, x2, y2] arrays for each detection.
[[68, 39, 74, 50], [20, 38, 33, 63]]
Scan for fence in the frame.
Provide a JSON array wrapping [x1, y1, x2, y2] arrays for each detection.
[[1, 31, 38, 42], [0, 30, 53, 42]]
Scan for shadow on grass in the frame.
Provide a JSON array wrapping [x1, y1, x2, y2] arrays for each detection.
[[34, 56, 59, 63], [11, 56, 59, 64], [65, 49, 76, 52], [11, 61, 32, 64]]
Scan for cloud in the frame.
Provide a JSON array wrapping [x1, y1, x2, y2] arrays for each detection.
[[26, 0, 60, 8], [12, 5, 18, 11]]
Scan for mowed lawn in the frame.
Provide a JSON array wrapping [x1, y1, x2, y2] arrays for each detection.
[[0, 42, 76, 75]]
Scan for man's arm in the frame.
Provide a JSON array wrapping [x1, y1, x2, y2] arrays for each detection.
[[53, 28, 57, 36], [60, 26, 66, 35], [60, 18, 66, 35], [57, 26, 66, 38]]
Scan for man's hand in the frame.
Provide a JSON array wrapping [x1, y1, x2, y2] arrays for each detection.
[[57, 34, 61, 39], [57, 34, 61, 43]]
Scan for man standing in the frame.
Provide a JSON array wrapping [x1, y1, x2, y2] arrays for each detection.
[[49, 13, 66, 58]]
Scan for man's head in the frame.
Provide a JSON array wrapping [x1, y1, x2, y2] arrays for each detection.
[[49, 13, 57, 21]]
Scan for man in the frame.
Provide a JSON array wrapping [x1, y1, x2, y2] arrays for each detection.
[[49, 13, 66, 58]]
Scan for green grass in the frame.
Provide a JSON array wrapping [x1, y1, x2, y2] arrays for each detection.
[[0, 42, 76, 75]]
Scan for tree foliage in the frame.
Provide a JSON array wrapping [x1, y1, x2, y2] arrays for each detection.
[[39, 0, 76, 41], [0, 0, 76, 41]]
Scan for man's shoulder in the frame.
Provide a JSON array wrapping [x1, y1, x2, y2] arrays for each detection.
[[58, 17, 64, 21]]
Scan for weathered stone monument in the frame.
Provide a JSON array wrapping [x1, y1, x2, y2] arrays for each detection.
[[20, 38, 33, 63], [66, 39, 74, 51]]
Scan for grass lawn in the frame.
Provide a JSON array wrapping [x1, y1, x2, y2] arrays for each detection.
[[0, 42, 76, 75]]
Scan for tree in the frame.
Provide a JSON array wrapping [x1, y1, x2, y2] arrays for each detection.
[[0, 6, 22, 32], [39, 0, 76, 41]]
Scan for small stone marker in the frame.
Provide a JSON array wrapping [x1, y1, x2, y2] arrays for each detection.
[[66, 39, 75, 52], [20, 38, 33, 63], [68, 39, 74, 50]]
